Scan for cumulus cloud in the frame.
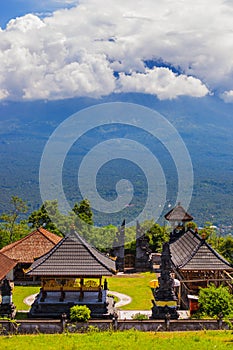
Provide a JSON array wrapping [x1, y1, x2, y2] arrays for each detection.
[[117, 67, 209, 100], [0, 0, 233, 101]]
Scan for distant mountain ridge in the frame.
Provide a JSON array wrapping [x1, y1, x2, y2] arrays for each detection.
[[0, 93, 232, 228]]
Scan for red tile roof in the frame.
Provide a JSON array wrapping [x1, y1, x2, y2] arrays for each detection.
[[0, 227, 62, 263], [0, 252, 17, 280]]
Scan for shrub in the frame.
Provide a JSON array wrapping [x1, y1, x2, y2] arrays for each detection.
[[69, 305, 91, 322], [198, 284, 233, 319], [131, 312, 149, 320]]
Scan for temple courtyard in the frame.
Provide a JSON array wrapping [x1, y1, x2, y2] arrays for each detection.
[[17, 274, 190, 320]]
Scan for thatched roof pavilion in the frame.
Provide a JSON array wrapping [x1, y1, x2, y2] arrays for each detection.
[[27, 229, 116, 318]]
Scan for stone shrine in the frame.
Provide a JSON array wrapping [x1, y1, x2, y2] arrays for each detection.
[[0, 278, 16, 318], [151, 242, 179, 319], [135, 221, 153, 271]]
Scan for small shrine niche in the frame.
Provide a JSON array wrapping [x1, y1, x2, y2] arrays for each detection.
[[0, 279, 16, 318]]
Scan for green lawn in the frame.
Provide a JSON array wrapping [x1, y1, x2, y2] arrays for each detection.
[[107, 272, 155, 310], [12, 273, 154, 311], [0, 331, 232, 350], [13, 286, 40, 311]]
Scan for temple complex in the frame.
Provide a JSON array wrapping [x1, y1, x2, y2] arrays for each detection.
[[27, 228, 116, 318]]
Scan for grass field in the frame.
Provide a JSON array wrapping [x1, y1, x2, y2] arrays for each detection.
[[12, 272, 155, 311], [0, 330, 232, 350], [12, 286, 40, 311], [108, 272, 154, 310]]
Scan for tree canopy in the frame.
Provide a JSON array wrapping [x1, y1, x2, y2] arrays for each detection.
[[0, 196, 29, 248]]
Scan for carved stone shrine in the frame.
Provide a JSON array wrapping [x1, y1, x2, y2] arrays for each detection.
[[151, 242, 179, 319]]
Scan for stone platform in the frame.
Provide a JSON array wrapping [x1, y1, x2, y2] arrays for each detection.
[[29, 291, 115, 319]]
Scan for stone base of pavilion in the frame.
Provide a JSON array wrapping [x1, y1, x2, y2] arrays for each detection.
[[28, 291, 116, 319]]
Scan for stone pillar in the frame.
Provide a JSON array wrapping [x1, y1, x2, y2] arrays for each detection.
[[112, 220, 125, 272], [79, 278, 84, 301]]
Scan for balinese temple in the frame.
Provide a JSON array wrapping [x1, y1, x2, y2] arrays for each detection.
[[165, 204, 233, 309], [27, 228, 116, 318]]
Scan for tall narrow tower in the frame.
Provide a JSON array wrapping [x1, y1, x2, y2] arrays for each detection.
[[112, 220, 125, 272], [164, 203, 193, 242]]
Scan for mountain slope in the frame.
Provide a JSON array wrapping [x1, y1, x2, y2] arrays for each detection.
[[0, 93, 232, 227]]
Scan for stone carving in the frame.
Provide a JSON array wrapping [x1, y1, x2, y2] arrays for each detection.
[[135, 221, 152, 270], [0, 279, 16, 318], [151, 242, 179, 319]]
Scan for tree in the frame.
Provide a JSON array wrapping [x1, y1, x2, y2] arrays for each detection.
[[144, 220, 169, 252], [198, 284, 233, 319], [199, 221, 217, 241], [198, 223, 233, 265], [218, 236, 233, 265], [28, 201, 53, 229], [72, 199, 93, 226], [28, 200, 74, 236], [0, 196, 29, 246]]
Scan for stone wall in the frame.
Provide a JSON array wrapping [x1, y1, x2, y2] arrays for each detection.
[[0, 318, 231, 334]]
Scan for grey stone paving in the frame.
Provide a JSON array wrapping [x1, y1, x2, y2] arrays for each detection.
[[108, 290, 132, 308], [23, 292, 190, 320]]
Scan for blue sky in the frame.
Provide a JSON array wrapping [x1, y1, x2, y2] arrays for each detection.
[[0, 0, 233, 103], [0, 0, 76, 27]]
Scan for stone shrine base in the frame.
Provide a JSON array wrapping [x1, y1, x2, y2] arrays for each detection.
[[29, 291, 115, 319], [151, 300, 179, 320], [0, 302, 16, 319]]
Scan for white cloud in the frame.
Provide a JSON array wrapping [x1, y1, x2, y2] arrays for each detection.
[[117, 67, 209, 100], [1, 0, 233, 101], [220, 90, 233, 103], [6, 14, 46, 32], [0, 89, 9, 100]]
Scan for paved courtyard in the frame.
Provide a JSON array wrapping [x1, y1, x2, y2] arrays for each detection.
[[24, 291, 189, 319]]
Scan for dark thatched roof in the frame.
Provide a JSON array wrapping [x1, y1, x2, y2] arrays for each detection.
[[27, 229, 116, 277], [170, 229, 233, 271], [165, 204, 193, 222]]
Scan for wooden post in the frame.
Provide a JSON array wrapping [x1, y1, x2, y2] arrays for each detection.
[[79, 277, 84, 301]]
